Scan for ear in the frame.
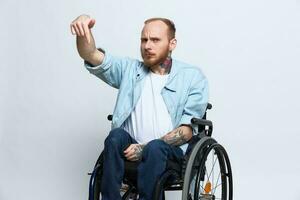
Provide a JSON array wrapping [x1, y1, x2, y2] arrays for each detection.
[[169, 38, 177, 51]]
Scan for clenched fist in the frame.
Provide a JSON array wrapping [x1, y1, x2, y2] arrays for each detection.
[[70, 14, 96, 43]]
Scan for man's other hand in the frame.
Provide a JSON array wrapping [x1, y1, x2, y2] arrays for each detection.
[[124, 144, 145, 161]]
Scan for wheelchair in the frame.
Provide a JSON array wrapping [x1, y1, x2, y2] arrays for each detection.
[[88, 103, 233, 200]]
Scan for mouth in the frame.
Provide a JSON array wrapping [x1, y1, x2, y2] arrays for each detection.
[[144, 52, 155, 58]]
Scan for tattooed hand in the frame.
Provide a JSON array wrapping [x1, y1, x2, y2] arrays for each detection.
[[124, 144, 145, 161], [161, 125, 193, 146]]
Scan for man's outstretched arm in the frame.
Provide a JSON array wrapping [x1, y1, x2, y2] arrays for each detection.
[[70, 14, 104, 66]]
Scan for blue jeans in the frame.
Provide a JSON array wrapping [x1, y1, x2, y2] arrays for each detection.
[[101, 128, 184, 200]]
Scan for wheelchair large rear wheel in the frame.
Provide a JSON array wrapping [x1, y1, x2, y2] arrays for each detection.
[[182, 137, 233, 200], [89, 152, 104, 200]]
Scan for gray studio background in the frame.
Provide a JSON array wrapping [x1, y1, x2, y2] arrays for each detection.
[[1, 0, 299, 199]]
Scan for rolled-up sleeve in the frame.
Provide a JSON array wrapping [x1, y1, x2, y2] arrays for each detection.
[[84, 48, 134, 89], [179, 71, 209, 133]]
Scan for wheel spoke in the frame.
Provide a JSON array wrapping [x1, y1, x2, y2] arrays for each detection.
[[207, 152, 218, 182], [205, 165, 209, 181], [200, 183, 205, 192], [212, 171, 221, 195], [211, 182, 222, 192]]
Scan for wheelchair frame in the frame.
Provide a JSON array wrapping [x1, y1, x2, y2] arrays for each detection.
[[88, 104, 233, 200]]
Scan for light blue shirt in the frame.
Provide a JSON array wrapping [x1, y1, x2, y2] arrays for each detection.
[[84, 50, 209, 152]]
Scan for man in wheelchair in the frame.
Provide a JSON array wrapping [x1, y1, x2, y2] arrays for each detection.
[[71, 15, 209, 200]]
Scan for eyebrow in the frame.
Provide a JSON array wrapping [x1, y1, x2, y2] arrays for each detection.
[[140, 37, 161, 40]]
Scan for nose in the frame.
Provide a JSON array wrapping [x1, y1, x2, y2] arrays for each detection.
[[145, 40, 151, 50]]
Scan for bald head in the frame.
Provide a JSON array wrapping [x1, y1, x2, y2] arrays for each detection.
[[144, 18, 176, 39]]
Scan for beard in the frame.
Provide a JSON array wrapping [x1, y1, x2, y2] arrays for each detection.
[[141, 47, 169, 68]]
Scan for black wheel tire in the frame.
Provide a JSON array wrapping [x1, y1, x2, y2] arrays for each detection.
[[182, 137, 233, 200]]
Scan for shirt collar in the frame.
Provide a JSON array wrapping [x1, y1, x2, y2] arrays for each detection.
[[138, 59, 179, 92], [164, 59, 179, 92]]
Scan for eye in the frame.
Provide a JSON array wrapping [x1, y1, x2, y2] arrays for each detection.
[[141, 38, 147, 43], [152, 38, 160, 43]]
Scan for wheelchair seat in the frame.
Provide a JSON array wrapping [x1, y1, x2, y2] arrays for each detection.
[[123, 158, 182, 187]]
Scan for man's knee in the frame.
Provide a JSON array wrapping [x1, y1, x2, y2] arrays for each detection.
[[143, 139, 169, 156], [104, 128, 126, 146]]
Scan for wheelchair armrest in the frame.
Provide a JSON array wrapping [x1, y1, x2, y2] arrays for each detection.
[[191, 118, 212, 127], [191, 117, 213, 137]]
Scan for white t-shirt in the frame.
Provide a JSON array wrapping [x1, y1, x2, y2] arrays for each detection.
[[122, 71, 173, 144]]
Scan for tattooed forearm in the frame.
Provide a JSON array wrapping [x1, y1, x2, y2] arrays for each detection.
[[160, 128, 189, 146]]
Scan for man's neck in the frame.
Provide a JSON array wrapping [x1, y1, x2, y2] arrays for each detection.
[[150, 56, 172, 75]]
